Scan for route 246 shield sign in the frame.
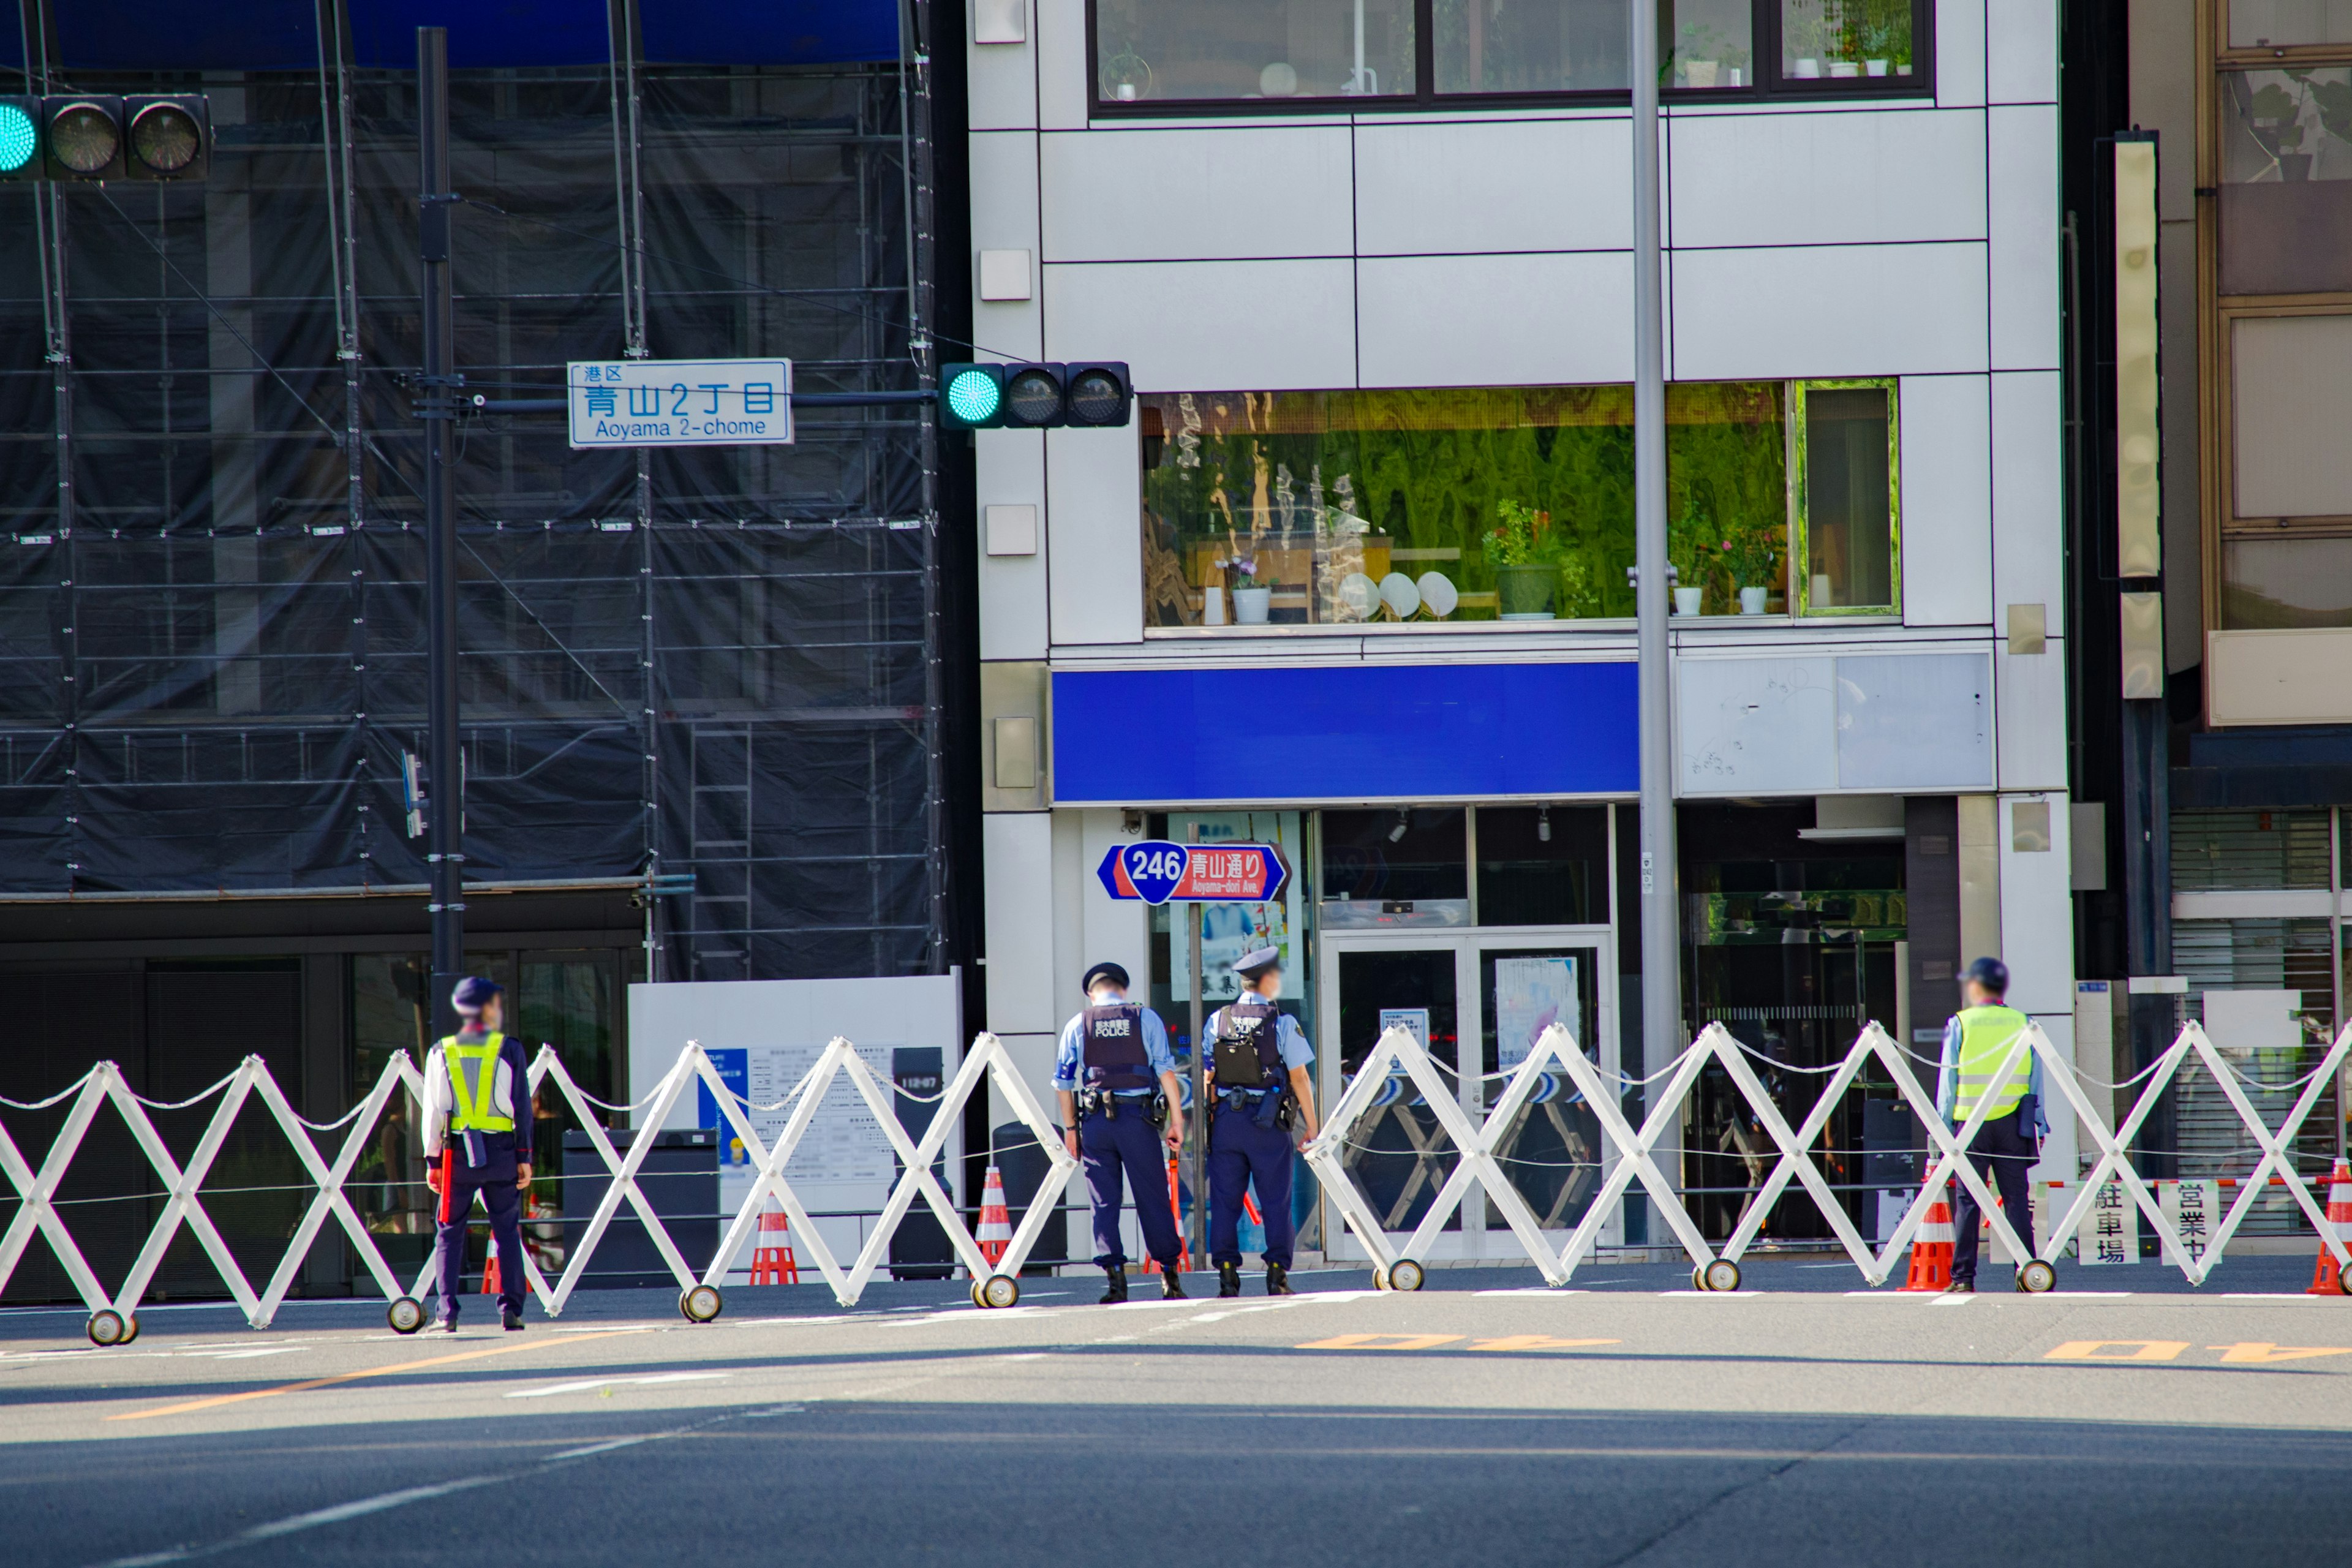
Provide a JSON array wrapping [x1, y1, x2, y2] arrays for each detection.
[[1096, 841, 1288, 905]]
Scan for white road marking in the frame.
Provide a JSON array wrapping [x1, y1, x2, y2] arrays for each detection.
[[93, 1476, 500, 1566], [545, 1436, 652, 1461], [1929, 1294, 1975, 1308], [505, 1371, 729, 1400]]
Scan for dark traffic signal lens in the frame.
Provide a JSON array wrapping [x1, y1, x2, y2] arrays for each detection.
[[48, 102, 119, 175], [1066, 366, 1129, 427], [1002, 365, 1065, 428], [129, 102, 201, 175]]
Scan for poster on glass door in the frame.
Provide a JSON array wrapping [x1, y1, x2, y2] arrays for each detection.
[[1493, 956, 1581, 1068]]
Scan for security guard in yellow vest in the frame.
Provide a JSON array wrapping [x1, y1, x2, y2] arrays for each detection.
[[1933, 957, 2047, 1293], [424, 976, 533, 1331]]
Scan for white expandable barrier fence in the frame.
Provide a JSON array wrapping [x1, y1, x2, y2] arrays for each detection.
[[0, 1031, 1074, 1343], [1307, 1018, 2352, 1294], [5, 1018, 2347, 1341]]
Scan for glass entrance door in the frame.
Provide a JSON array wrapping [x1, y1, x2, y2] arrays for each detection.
[[1318, 928, 1616, 1262]]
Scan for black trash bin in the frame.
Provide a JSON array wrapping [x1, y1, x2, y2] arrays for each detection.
[[560, 1128, 718, 1288], [889, 1047, 956, 1280]]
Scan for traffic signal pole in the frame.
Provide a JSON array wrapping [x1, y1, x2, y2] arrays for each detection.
[[418, 28, 465, 1039]]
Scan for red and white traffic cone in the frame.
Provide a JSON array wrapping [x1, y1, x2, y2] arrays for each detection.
[[750, 1208, 799, 1286], [977, 1165, 1012, 1268], [2309, 1159, 2352, 1295], [1900, 1195, 1955, 1292]]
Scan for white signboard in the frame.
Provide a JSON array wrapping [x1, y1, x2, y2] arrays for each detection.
[[568, 358, 793, 448], [2076, 1176, 2139, 1265], [1493, 955, 1580, 1069]]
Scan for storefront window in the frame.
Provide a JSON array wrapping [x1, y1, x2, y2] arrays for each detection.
[[1321, 808, 1469, 926], [1776, 0, 1919, 84], [1140, 382, 1798, 630], [2220, 69, 2352, 296], [2230, 0, 2352, 49], [1665, 0, 1757, 87], [1790, 380, 1899, 614], [1093, 0, 1417, 104], [1476, 805, 1608, 925], [1433, 0, 1626, 93]]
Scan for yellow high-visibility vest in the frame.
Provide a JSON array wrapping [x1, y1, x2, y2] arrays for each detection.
[[441, 1032, 514, 1133], [1953, 1005, 2030, 1121]]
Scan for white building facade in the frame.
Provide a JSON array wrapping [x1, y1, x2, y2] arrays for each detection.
[[965, 0, 2077, 1262]]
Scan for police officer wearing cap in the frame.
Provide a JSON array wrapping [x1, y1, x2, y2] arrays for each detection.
[[1935, 956, 2048, 1293], [423, 976, 534, 1332], [1054, 962, 1188, 1303], [1204, 944, 1319, 1298]]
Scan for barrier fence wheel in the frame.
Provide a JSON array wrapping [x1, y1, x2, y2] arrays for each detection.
[[87, 1309, 130, 1347], [1370, 1267, 1389, 1291], [122, 1314, 141, 1344], [679, 1284, 724, 1324], [979, 1274, 1020, 1310], [969, 1278, 987, 1308], [1702, 1259, 1742, 1294], [387, 1296, 427, 1335], [1691, 1263, 1711, 1292], [1387, 1258, 1426, 1293], [2016, 1259, 2057, 1294]]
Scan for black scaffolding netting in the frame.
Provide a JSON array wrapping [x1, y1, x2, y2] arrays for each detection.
[[0, 47, 940, 980]]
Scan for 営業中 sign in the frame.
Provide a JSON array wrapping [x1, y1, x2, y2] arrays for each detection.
[[567, 358, 793, 449], [1096, 840, 1288, 905]]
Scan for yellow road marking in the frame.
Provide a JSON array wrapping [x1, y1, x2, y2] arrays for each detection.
[[1465, 1335, 1621, 1352], [108, 1330, 651, 1422], [2045, 1340, 2189, 1362], [2209, 1342, 2352, 1364], [1297, 1333, 1466, 1351]]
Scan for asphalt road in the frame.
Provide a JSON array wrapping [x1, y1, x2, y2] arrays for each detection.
[[7, 1258, 2352, 1568]]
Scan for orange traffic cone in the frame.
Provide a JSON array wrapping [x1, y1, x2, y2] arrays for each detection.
[[480, 1251, 533, 1297], [2309, 1159, 2352, 1295], [977, 1165, 1012, 1267], [1143, 1156, 1191, 1276], [750, 1208, 799, 1285], [1900, 1194, 1955, 1291]]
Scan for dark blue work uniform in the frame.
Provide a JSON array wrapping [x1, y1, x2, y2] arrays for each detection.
[[1204, 995, 1314, 1269], [1052, 1002, 1182, 1271], [428, 1030, 532, 1322]]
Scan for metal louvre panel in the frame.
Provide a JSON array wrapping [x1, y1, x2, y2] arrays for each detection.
[[2171, 809, 2332, 891]]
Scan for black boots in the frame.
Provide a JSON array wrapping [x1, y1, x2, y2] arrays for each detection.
[[1160, 1267, 1186, 1299], [1100, 1265, 1129, 1304], [1266, 1263, 1294, 1295], [1216, 1261, 1242, 1298], [502, 1305, 524, 1332]]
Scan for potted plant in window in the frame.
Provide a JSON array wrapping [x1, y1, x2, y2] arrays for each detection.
[[1229, 554, 1273, 624], [1727, 526, 1781, 614], [1485, 500, 1556, 620]]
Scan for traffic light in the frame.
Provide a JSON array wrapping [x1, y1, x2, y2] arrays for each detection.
[[939, 363, 1006, 430], [938, 360, 1131, 431], [43, 96, 123, 181], [0, 98, 37, 181], [123, 96, 210, 181]]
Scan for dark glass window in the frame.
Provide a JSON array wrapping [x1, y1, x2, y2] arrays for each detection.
[[1476, 805, 1608, 925], [1321, 809, 1468, 905]]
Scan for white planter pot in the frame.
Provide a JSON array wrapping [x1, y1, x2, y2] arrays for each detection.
[[1202, 584, 1227, 627], [1673, 586, 1704, 616], [1792, 56, 1822, 77], [1865, 58, 1890, 75], [1232, 586, 1273, 625], [1684, 59, 1719, 87], [1740, 586, 1770, 615]]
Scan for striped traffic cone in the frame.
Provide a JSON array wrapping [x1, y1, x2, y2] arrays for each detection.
[[2309, 1159, 2352, 1295], [1900, 1194, 1956, 1291], [977, 1165, 1012, 1267]]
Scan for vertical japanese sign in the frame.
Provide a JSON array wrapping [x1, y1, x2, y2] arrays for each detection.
[[2160, 1178, 2217, 1268], [568, 359, 794, 448], [2076, 1177, 2140, 1265]]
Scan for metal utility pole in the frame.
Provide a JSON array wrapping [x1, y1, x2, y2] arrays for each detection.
[[1630, 0, 1681, 1080], [418, 27, 466, 1038]]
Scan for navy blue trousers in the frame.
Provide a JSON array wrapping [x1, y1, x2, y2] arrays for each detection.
[[434, 1145, 526, 1319], [1209, 1104, 1297, 1268], [1081, 1105, 1181, 1269], [1949, 1112, 2037, 1284]]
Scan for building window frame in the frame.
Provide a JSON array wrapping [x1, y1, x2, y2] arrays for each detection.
[[1787, 377, 1903, 618], [1084, 0, 1936, 118]]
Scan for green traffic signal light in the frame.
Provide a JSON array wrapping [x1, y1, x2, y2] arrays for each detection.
[[0, 100, 34, 176], [943, 366, 1003, 427]]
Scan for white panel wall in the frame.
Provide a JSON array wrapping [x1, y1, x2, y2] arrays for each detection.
[[1999, 791, 2074, 1013], [1986, 105, 2060, 371], [970, 130, 1044, 360], [1044, 259, 1357, 390], [1077, 810, 1150, 1003], [977, 430, 1048, 662], [1041, 127, 1354, 262], [984, 812, 1057, 1035], [1035, 0, 1088, 129], [1669, 110, 1986, 249], [1052, 808, 1087, 1004], [1987, 0, 2059, 104], [1995, 638, 2068, 790], [1991, 369, 2065, 633], [1359, 252, 1635, 387], [1354, 117, 1630, 255], [1672, 243, 1989, 379], [1899, 374, 1994, 627], [1937, 0, 1989, 107], [2028, 1011, 2077, 1180], [1045, 420, 1145, 646], [967, 6, 1037, 130]]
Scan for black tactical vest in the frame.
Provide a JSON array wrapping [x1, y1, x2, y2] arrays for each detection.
[[1213, 1000, 1284, 1088], [1082, 1003, 1153, 1091]]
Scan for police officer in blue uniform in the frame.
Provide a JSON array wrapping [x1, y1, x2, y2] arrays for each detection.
[[1204, 945, 1319, 1298], [1054, 962, 1189, 1303], [423, 976, 533, 1333]]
